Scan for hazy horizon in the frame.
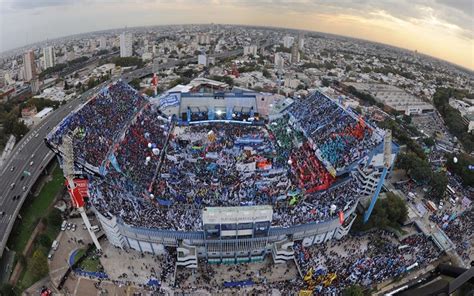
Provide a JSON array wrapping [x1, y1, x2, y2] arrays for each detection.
[[0, 0, 472, 70]]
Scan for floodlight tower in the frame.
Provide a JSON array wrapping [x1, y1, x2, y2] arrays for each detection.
[[363, 130, 392, 223], [62, 130, 102, 250]]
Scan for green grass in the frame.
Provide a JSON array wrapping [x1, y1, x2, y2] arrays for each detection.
[[7, 164, 64, 253], [74, 248, 101, 272], [5, 162, 65, 293]]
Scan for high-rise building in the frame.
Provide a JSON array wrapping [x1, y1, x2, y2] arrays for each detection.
[[23, 50, 36, 82], [274, 53, 284, 69], [99, 36, 107, 50], [243, 45, 258, 56], [283, 36, 294, 48], [43, 46, 55, 70], [291, 44, 300, 64], [298, 34, 305, 50], [197, 33, 210, 45], [120, 33, 133, 57], [89, 39, 97, 51], [198, 54, 207, 66]]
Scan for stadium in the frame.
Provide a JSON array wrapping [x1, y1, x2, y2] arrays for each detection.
[[45, 78, 397, 267]]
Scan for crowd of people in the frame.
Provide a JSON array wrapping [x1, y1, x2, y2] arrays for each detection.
[[288, 91, 382, 171], [294, 231, 441, 294], [48, 81, 147, 168], [89, 117, 360, 231], [430, 209, 473, 264], [113, 103, 170, 189], [290, 141, 335, 193], [49, 81, 367, 232]]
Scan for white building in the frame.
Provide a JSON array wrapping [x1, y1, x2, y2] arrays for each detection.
[[243, 45, 258, 56], [197, 33, 210, 45], [33, 107, 54, 125], [99, 36, 107, 50], [34, 87, 69, 102], [283, 36, 294, 48], [291, 44, 300, 64], [142, 52, 153, 61], [198, 54, 207, 66], [274, 53, 284, 69], [120, 33, 133, 57], [346, 82, 434, 115], [23, 50, 36, 82], [42, 46, 55, 70], [298, 37, 305, 50]]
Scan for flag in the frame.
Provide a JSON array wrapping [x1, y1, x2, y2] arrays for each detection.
[[339, 211, 344, 224]]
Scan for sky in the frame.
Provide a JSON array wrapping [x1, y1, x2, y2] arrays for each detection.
[[0, 0, 473, 69]]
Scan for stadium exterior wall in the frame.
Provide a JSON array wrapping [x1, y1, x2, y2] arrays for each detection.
[[93, 199, 359, 259]]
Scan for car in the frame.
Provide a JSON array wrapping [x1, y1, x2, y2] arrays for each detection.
[[30, 153, 35, 159], [34, 133, 39, 138], [0, 211, 5, 216], [10, 183, 15, 190], [72, 224, 77, 232], [67, 223, 72, 230], [61, 221, 67, 231], [22, 186, 27, 191], [20, 175, 25, 181], [29, 161, 34, 166], [10, 166, 15, 172], [47, 253, 53, 260]]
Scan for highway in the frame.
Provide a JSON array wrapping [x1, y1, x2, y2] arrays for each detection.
[[0, 45, 251, 258], [0, 85, 101, 258]]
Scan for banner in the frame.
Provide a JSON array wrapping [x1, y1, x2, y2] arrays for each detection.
[[65, 179, 88, 208]]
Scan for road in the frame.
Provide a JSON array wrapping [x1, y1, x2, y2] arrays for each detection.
[[0, 85, 101, 258], [0, 45, 251, 258]]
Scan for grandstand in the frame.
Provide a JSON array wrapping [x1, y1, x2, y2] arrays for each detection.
[[46, 79, 396, 266]]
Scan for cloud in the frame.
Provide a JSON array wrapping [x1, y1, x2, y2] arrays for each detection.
[[0, 0, 472, 68]]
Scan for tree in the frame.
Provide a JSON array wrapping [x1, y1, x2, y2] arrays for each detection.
[[129, 78, 141, 90], [429, 172, 448, 200], [47, 209, 62, 228], [87, 78, 97, 90], [321, 78, 331, 87], [446, 153, 474, 186], [0, 283, 19, 296], [262, 69, 271, 78], [29, 249, 48, 279], [352, 192, 407, 232], [410, 162, 432, 184], [37, 234, 52, 249], [144, 88, 155, 97], [343, 285, 364, 296], [423, 137, 435, 147]]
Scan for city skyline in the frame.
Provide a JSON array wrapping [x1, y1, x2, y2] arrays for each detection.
[[0, 0, 472, 70]]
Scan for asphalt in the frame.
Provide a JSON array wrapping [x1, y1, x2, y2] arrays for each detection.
[[0, 85, 102, 258], [0, 44, 254, 258]]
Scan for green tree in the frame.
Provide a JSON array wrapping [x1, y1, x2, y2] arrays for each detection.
[[446, 153, 474, 186], [352, 192, 407, 231], [423, 137, 435, 147], [87, 78, 97, 90], [429, 172, 448, 200], [343, 285, 364, 296], [0, 283, 19, 296], [144, 88, 155, 97], [262, 69, 271, 78], [29, 249, 48, 279], [47, 209, 62, 228], [129, 78, 141, 90], [321, 78, 331, 87], [36, 234, 52, 249]]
